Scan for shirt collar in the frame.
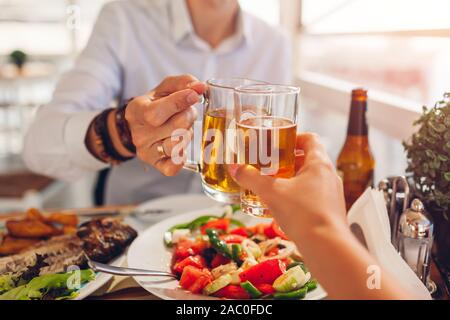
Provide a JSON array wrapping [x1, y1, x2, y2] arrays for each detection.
[[170, 0, 194, 43], [169, 0, 252, 50]]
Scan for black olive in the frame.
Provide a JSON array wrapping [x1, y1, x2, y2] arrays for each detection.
[[201, 247, 217, 267]]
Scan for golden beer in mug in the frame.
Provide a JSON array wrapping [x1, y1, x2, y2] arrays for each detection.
[[234, 85, 300, 216], [201, 108, 239, 194], [184, 78, 267, 204]]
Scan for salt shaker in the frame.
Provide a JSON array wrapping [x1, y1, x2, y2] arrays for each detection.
[[397, 199, 436, 292], [389, 176, 410, 247]]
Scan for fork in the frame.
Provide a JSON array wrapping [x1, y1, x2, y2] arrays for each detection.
[[87, 259, 176, 278]]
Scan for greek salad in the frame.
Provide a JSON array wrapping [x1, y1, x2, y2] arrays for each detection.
[[164, 207, 317, 300]]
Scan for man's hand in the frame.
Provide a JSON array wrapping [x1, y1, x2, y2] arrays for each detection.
[[125, 75, 207, 176]]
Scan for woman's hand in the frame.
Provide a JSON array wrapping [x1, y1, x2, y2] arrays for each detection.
[[230, 133, 412, 299], [230, 132, 348, 244], [125, 75, 207, 176]]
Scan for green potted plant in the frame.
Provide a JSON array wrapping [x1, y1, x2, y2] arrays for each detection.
[[9, 50, 27, 73], [403, 93, 450, 273]]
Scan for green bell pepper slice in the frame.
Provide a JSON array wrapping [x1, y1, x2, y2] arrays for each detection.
[[305, 280, 317, 291], [231, 243, 243, 266], [206, 229, 232, 259], [273, 286, 308, 300]]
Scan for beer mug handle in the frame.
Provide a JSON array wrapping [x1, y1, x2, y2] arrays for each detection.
[[182, 93, 207, 173], [183, 160, 201, 172]]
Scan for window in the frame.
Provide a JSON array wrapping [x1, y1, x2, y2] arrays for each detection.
[[302, 0, 450, 34], [0, 0, 110, 55], [297, 0, 450, 107], [287, 0, 450, 181]]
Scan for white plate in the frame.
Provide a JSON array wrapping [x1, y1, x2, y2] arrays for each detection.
[[125, 194, 218, 233], [75, 254, 126, 300], [127, 206, 327, 300]]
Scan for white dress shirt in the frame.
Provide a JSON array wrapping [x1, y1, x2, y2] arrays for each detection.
[[23, 0, 292, 205]]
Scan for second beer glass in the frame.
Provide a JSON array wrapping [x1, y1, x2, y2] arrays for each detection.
[[234, 84, 299, 216]]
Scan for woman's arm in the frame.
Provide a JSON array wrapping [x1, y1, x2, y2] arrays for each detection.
[[230, 133, 415, 299]]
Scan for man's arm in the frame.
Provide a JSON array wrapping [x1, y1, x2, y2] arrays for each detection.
[[23, 3, 123, 181]]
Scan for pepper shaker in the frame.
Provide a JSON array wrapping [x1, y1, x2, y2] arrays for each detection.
[[397, 199, 436, 293]]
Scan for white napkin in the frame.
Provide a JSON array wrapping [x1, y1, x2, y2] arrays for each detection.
[[347, 188, 431, 299]]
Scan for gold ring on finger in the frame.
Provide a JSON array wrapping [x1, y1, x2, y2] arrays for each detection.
[[156, 140, 169, 159]]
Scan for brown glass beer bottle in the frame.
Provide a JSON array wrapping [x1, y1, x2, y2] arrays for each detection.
[[337, 88, 375, 211]]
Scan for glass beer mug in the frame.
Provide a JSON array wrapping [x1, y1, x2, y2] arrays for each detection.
[[234, 84, 300, 216], [183, 78, 267, 204]]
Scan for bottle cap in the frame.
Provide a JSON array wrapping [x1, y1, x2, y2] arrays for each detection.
[[351, 88, 368, 101]]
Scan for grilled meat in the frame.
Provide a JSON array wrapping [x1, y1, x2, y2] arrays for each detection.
[[0, 234, 85, 278], [77, 218, 137, 263], [0, 218, 137, 279]]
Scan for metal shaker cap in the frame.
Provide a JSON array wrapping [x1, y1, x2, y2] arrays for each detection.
[[398, 199, 433, 239]]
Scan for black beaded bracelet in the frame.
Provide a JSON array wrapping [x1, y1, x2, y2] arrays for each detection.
[[115, 100, 136, 154], [93, 109, 133, 163]]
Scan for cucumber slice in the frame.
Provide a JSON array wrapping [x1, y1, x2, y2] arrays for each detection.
[[230, 269, 242, 285], [203, 274, 232, 295], [240, 281, 263, 298], [273, 266, 308, 293], [172, 229, 190, 244], [287, 261, 308, 273]]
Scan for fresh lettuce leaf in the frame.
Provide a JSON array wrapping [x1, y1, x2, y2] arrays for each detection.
[[0, 275, 16, 294], [0, 269, 95, 300]]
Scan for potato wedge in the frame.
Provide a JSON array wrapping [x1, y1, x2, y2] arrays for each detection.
[[25, 208, 46, 222], [6, 219, 60, 238], [62, 225, 77, 235], [46, 212, 78, 227], [0, 235, 40, 256]]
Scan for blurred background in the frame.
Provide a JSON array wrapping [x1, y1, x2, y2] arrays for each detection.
[[0, 0, 448, 212]]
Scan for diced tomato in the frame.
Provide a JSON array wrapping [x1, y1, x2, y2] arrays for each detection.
[[200, 219, 230, 234], [179, 266, 212, 294], [174, 239, 196, 260], [179, 266, 201, 289], [247, 223, 269, 235], [174, 239, 207, 261], [191, 240, 208, 255], [264, 221, 288, 240], [255, 283, 275, 295], [219, 234, 247, 244], [230, 227, 250, 237], [239, 259, 286, 285], [215, 285, 251, 299], [210, 253, 231, 268], [173, 255, 207, 275], [188, 274, 212, 294]]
